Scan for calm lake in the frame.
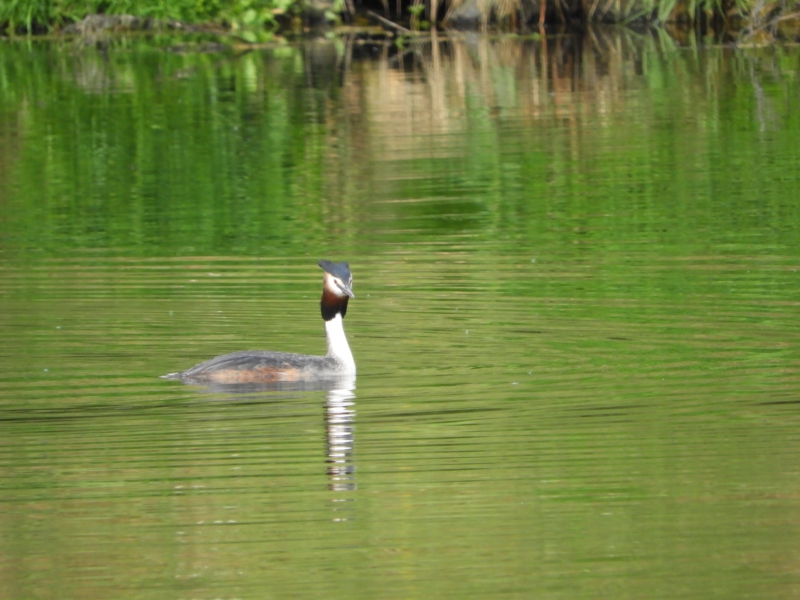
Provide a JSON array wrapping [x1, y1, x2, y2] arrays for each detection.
[[1, 29, 799, 599]]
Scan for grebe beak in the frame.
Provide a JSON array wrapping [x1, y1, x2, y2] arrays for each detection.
[[337, 281, 355, 298]]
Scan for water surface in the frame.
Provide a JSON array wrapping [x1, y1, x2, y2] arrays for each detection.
[[1, 31, 799, 599]]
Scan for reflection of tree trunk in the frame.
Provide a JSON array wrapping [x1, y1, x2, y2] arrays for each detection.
[[327, 30, 724, 179], [748, 58, 774, 133], [414, 31, 447, 125]]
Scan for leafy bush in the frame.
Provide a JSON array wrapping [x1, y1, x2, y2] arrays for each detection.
[[0, 0, 292, 34]]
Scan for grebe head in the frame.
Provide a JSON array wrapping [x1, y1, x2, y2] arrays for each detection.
[[319, 260, 354, 321], [319, 260, 354, 299]]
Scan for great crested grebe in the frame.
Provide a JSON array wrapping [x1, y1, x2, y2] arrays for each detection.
[[164, 260, 355, 384]]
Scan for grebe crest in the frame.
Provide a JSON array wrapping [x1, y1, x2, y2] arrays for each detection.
[[164, 260, 356, 385]]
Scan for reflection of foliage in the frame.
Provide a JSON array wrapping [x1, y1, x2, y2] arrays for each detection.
[[0, 39, 342, 256], [0, 34, 798, 260]]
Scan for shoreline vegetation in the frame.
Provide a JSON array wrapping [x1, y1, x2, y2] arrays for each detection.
[[0, 0, 798, 43]]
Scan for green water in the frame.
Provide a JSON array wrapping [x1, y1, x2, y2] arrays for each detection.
[[1, 31, 799, 599]]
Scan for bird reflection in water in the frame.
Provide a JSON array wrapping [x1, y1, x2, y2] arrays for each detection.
[[170, 375, 358, 517], [325, 377, 356, 493]]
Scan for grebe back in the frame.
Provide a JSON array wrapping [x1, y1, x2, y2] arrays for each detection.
[[164, 260, 355, 384]]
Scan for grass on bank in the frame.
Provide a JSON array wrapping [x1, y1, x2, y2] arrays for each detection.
[[1, 0, 799, 39], [0, 0, 293, 35]]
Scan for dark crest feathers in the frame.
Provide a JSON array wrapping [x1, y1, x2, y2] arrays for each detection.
[[318, 260, 351, 281]]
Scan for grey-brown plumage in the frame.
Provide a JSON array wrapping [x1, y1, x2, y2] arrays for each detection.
[[163, 260, 355, 385]]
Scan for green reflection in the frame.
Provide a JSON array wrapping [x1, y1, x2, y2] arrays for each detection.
[[1, 35, 798, 259]]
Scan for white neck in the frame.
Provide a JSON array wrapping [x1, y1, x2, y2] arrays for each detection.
[[325, 313, 355, 374]]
